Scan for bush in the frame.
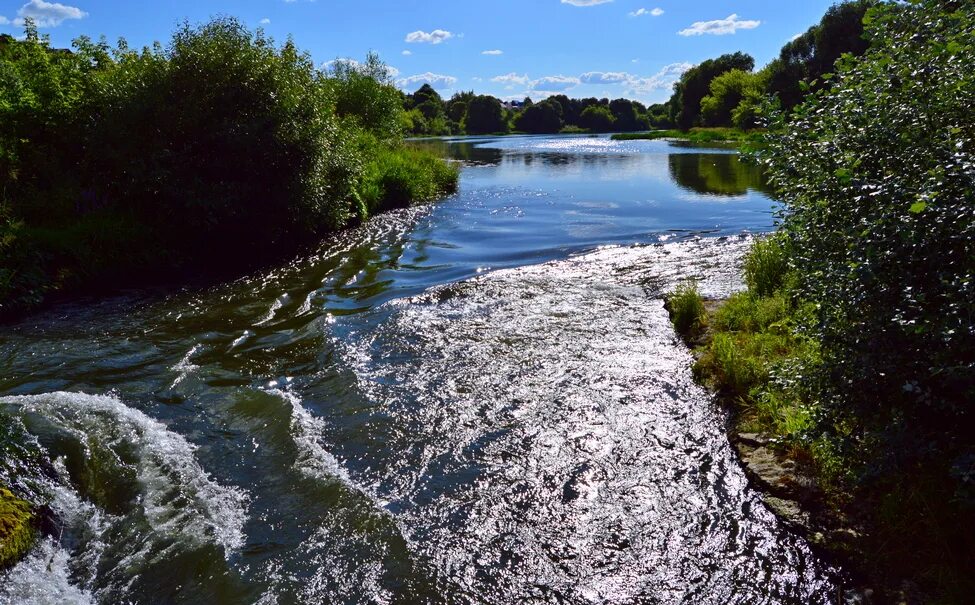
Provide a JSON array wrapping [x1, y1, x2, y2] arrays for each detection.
[[0, 18, 457, 315], [358, 142, 458, 215], [763, 0, 975, 596], [664, 281, 706, 337]]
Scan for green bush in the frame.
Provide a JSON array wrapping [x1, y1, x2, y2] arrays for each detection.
[[762, 0, 975, 596], [0, 18, 457, 315], [358, 142, 458, 215], [664, 281, 706, 337]]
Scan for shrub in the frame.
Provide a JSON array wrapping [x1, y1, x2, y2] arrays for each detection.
[[664, 281, 706, 337]]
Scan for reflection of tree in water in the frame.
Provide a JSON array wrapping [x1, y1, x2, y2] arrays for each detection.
[[668, 153, 771, 197], [408, 139, 503, 165]]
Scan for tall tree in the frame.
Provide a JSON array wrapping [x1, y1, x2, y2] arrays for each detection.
[[670, 52, 754, 130]]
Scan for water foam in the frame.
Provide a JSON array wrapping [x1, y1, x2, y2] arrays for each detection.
[[0, 392, 249, 602]]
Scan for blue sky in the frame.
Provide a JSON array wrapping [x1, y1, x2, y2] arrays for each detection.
[[1, 0, 839, 104]]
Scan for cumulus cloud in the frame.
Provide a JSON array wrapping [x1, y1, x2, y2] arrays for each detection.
[[530, 75, 580, 92], [396, 72, 458, 90], [492, 73, 531, 86], [625, 62, 693, 94], [405, 29, 454, 44], [579, 71, 630, 85], [401, 49, 412, 55], [561, 0, 613, 5], [13, 0, 87, 28], [481, 49, 503, 55], [629, 7, 664, 17], [259, 18, 271, 25], [678, 14, 760, 36]]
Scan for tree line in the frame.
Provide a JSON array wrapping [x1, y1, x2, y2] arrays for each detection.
[[402, 0, 876, 137]]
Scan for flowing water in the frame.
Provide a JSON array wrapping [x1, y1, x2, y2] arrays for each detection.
[[0, 135, 839, 604]]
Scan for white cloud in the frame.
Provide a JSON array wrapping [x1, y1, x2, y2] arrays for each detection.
[[561, 0, 613, 5], [0, 16, 9, 25], [629, 7, 664, 17], [678, 14, 760, 36], [401, 49, 412, 56], [579, 71, 630, 85], [492, 72, 531, 86], [14, 0, 87, 28], [405, 29, 453, 44], [530, 75, 580, 92], [625, 62, 693, 94], [481, 49, 503, 55], [259, 18, 271, 25], [396, 72, 458, 90]]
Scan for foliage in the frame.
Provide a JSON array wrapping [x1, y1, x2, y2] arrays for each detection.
[[578, 105, 616, 133], [670, 52, 754, 130], [763, 0, 975, 596], [464, 95, 506, 135], [743, 233, 790, 297], [326, 53, 403, 138], [700, 69, 768, 130], [0, 18, 457, 316], [766, 0, 875, 110], [357, 141, 459, 214], [664, 281, 706, 337], [513, 101, 563, 134]]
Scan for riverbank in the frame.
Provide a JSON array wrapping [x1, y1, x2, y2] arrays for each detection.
[[0, 20, 458, 321], [664, 234, 970, 603], [611, 128, 765, 146]]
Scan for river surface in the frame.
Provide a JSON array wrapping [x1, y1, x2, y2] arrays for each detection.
[[0, 135, 839, 604]]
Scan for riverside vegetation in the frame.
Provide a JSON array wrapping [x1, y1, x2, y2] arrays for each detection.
[[0, 18, 458, 319], [666, 1, 975, 601]]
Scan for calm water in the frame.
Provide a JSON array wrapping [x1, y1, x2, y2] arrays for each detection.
[[0, 135, 838, 604]]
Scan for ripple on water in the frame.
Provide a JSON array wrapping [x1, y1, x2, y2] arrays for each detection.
[[327, 237, 837, 604]]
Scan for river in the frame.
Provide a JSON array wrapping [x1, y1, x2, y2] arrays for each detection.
[[0, 134, 839, 604]]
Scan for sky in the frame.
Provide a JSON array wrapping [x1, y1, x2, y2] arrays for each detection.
[[0, 0, 840, 104]]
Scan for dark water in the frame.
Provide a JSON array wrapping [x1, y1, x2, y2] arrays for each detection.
[[0, 135, 838, 604]]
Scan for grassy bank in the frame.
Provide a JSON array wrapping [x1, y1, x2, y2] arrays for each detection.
[[611, 127, 765, 145], [0, 20, 458, 318]]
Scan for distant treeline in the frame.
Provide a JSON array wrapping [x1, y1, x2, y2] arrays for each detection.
[[0, 18, 457, 316], [404, 0, 876, 136]]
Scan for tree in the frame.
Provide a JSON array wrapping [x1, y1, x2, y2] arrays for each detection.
[[609, 98, 639, 131], [513, 101, 562, 133], [327, 52, 402, 137], [766, 0, 875, 109], [699, 69, 765, 128], [464, 95, 505, 134], [579, 105, 615, 132], [670, 52, 754, 129]]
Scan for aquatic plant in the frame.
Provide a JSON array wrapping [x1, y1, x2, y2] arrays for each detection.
[[0, 486, 34, 568]]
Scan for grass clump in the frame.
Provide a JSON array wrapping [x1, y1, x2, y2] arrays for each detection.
[[743, 234, 790, 297], [0, 485, 34, 568], [664, 281, 706, 338], [612, 127, 765, 146]]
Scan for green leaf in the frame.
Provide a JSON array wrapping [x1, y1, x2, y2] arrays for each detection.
[[909, 201, 927, 214]]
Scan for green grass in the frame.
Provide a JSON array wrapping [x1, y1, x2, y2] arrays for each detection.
[[664, 281, 706, 338], [612, 127, 766, 144], [744, 234, 790, 297], [0, 485, 34, 568]]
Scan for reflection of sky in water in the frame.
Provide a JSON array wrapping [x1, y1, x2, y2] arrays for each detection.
[[408, 134, 776, 260]]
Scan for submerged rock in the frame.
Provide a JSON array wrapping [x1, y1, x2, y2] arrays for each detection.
[[0, 485, 35, 568]]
